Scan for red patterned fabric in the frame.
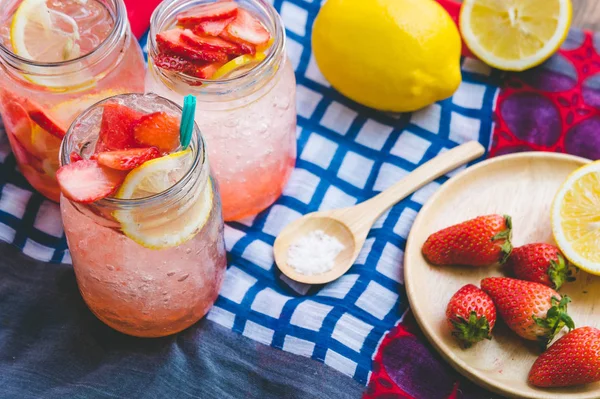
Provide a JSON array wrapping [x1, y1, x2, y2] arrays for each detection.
[[123, 0, 164, 39], [490, 31, 600, 158]]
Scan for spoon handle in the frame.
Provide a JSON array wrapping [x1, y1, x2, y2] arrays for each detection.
[[356, 141, 485, 222]]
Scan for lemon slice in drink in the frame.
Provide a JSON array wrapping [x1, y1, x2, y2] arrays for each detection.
[[551, 161, 600, 275], [11, 0, 81, 62], [114, 149, 214, 250], [459, 0, 572, 71], [212, 52, 267, 79]]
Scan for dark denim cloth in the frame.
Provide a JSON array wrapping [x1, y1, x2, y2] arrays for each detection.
[[0, 243, 363, 399]]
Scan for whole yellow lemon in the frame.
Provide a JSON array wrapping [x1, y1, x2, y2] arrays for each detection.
[[312, 0, 462, 112]]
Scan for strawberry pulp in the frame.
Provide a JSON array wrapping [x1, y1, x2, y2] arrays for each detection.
[[56, 102, 181, 203], [153, 1, 272, 80]]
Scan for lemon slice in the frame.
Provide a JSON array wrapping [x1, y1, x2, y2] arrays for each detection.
[[11, 0, 81, 62], [459, 0, 572, 71], [114, 150, 214, 250], [10, 0, 96, 90], [212, 52, 267, 79], [551, 161, 600, 275]]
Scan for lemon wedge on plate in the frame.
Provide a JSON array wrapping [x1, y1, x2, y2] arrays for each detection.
[[551, 161, 600, 275], [114, 150, 214, 250], [459, 0, 572, 71]]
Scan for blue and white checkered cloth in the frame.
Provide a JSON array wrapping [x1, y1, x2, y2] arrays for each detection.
[[0, 0, 502, 385]]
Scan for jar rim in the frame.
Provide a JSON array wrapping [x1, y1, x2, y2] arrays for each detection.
[[147, 0, 285, 92], [0, 0, 128, 71], [59, 92, 206, 210]]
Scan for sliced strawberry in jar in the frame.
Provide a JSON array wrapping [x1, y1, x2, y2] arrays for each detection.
[[26, 101, 68, 139], [56, 160, 126, 203], [180, 29, 241, 55], [157, 29, 228, 63], [96, 103, 143, 153], [154, 54, 223, 79], [176, 1, 238, 25], [193, 16, 235, 36], [69, 152, 83, 163], [222, 9, 270, 46], [133, 112, 181, 153], [96, 147, 161, 171]]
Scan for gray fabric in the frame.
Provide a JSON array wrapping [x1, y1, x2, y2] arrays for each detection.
[[0, 242, 363, 399]]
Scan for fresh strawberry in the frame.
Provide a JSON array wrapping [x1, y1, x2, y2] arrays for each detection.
[[157, 29, 228, 63], [480, 277, 574, 349], [180, 29, 241, 55], [176, 1, 238, 25], [528, 327, 600, 387], [154, 54, 223, 79], [446, 284, 496, 348], [193, 16, 235, 36], [96, 147, 160, 171], [27, 102, 68, 139], [56, 160, 126, 203], [507, 243, 575, 290], [421, 214, 513, 267], [133, 112, 180, 153], [69, 152, 83, 163], [222, 8, 270, 46], [95, 103, 142, 152]]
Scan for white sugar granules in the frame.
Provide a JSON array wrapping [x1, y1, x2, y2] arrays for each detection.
[[287, 230, 345, 275]]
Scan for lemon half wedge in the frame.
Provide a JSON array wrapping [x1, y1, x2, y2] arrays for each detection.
[[551, 161, 600, 275], [460, 0, 572, 71], [114, 150, 214, 250]]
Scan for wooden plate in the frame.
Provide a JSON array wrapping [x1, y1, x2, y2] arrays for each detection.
[[404, 152, 600, 399]]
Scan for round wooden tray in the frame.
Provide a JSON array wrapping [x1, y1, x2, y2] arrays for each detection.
[[404, 152, 600, 399]]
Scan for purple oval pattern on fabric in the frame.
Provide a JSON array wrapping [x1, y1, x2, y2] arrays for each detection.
[[594, 32, 600, 55], [382, 335, 454, 399], [501, 93, 562, 146], [565, 117, 600, 160], [520, 54, 577, 92], [582, 74, 600, 108], [563, 29, 585, 50], [494, 145, 533, 156]]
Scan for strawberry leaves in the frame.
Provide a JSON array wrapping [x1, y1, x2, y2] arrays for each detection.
[[450, 311, 493, 349], [533, 295, 575, 350]]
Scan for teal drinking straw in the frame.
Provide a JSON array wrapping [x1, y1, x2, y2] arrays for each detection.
[[179, 95, 196, 149]]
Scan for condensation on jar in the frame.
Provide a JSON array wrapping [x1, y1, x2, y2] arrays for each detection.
[[59, 93, 227, 338], [0, 0, 146, 202], [145, 0, 297, 222]]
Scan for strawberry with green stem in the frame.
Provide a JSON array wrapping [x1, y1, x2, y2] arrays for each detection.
[[481, 277, 574, 350], [529, 327, 600, 387], [507, 243, 575, 290], [446, 284, 496, 348], [422, 214, 513, 267]]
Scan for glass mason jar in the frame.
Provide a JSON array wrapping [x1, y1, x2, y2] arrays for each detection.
[[0, 0, 146, 202], [146, 0, 297, 221], [59, 93, 227, 338]]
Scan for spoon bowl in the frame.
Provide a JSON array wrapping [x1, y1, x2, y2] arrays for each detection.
[[273, 141, 486, 285]]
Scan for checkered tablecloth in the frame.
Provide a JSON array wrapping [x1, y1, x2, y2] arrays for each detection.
[[0, 0, 501, 386]]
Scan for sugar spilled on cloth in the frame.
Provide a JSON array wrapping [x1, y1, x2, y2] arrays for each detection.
[[287, 230, 345, 275]]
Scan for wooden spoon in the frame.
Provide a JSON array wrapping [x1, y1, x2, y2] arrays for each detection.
[[273, 141, 485, 284]]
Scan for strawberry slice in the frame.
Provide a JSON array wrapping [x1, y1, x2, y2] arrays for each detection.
[[56, 160, 126, 203], [154, 54, 223, 79], [96, 103, 143, 153], [69, 152, 83, 163], [222, 9, 270, 46], [157, 29, 228, 63], [180, 29, 241, 55], [133, 112, 181, 153], [96, 147, 160, 171], [176, 2, 238, 25], [26, 101, 68, 139], [194, 17, 235, 36]]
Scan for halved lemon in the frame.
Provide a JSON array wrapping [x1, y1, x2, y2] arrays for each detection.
[[551, 161, 600, 275], [113, 150, 214, 250], [459, 0, 572, 71]]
